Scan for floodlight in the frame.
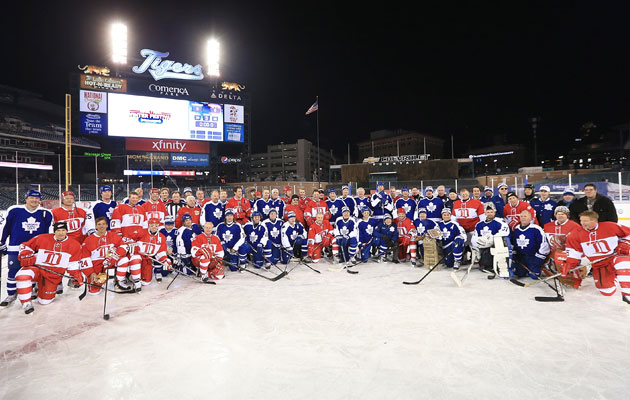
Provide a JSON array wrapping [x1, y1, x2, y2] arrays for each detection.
[[112, 23, 128, 64], [207, 38, 220, 77]]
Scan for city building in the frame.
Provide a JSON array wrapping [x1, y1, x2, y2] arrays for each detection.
[[250, 139, 336, 181], [357, 129, 445, 161]]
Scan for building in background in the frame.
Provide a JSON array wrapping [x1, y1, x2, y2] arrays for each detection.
[[357, 129, 445, 161], [250, 139, 336, 181]]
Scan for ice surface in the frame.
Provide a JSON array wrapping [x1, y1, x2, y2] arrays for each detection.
[[1, 255, 629, 400]]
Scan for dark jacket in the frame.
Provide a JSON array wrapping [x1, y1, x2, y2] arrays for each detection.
[[568, 193, 618, 223]]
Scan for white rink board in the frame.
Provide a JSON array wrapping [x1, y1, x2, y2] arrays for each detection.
[[1, 256, 630, 400]]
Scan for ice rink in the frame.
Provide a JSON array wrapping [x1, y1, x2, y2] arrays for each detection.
[[1, 256, 629, 400]]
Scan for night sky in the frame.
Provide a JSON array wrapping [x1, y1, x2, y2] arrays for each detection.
[[2, 1, 630, 159]]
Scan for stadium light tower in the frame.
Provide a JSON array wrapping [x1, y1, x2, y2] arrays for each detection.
[[206, 38, 220, 77], [111, 22, 128, 64]]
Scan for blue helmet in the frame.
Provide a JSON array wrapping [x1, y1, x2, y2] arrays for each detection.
[[100, 185, 112, 193], [181, 214, 192, 221], [224, 208, 235, 217], [24, 189, 41, 199], [251, 210, 262, 218]]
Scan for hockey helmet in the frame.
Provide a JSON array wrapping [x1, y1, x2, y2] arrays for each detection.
[[554, 206, 570, 216], [401, 186, 409, 192], [62, 190, 75, 198], [524, 183, 534, 190], [328, 188, 336, 194], [417, 207, 427, 215], [181, 214, 192, 222], [441, 208, 452, 215], [148, 218, 161, 226], [383, 213, 393, 221], [341, 206, 350, 214], [164, 216, 175, 225], [484, 202, 497, 211], [24, 189, 41, 199], [224, 209, 235, 217], [251, 210, 262, 218], [397, 207, 406, 215], [359, 205, 372, 215], [425, 186, 434, 193], [53, 221, 68, 231], [100, 185, 112, 193], [287, 211, 296, 219]]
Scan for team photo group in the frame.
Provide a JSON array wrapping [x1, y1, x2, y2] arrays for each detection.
[[1, 179, 629, 315]]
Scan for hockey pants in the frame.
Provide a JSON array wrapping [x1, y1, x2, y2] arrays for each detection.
[[280, 238, 308, 264], [513, 254, 545, 278], [442, 238, 464, 268], [333, 237, 357, 261]]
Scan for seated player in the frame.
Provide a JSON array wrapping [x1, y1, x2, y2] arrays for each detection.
[[413, 208, 436, 264], [281, 211, 308, 264], [373, 214, 399, 263], [263, 209, 284, 265], [81, 217, 130, 295], [470, 202, 510, 274], [216, 209, 248, 271], [503, 191, 537, 230], [306, 212, 334, 263], [242, 211, 270, 269], [284, 195, 306, 226], [437, 208, 466, 270], [356, 206, 378, 263], [332, 206, 358, 265], [394, 207, 417, 265], [15, 222, 83, 314], [159, 216, 178, 271], [543, 206, 582, 288], [191, 222, 225, 281], [134, 218, 172, 287], [510, 210, 550, 278], [176, 214, 203, 276]]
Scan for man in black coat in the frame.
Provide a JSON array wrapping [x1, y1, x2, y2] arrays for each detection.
[[569, 184, 618, 223]]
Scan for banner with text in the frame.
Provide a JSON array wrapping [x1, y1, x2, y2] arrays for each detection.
[[126, 138, 210, 153]]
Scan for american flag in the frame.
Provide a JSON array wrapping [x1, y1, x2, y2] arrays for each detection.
[[305, 99, 318, 115]]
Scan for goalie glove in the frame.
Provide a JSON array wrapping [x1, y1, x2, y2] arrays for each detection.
[[476, 234, 494, 248]]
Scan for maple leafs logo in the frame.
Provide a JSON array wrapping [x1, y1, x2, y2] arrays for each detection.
[[403, 203, 411, 213], [290, 230, 298, 240], [442, 227, 450, 237], [516, 234, 530, 249], [262, 204, 271, 215], [222, 230, 233, 243], [544, 203, 554, 211], [340, 226, 349, 236], [270, 227, 280, 238], [249, 231, 259, 243], [22, 216, 40, 234], [330, 205, 338, 216], [213, 208, 223, 219], [480, 226, 492, 236], [427, 202, 437, 213], [365, 224, 374, 235]]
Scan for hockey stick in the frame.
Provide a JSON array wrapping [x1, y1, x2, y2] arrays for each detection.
[[509, 259, 564, 301], [31, 264, 134, 296], [451, 261, 475, 288], [402, 247, 453, 285], [278, 246, 321, 274], [327, 239, 360, 274], [222, 258, 287, 282], [523, 253, 617, 288]]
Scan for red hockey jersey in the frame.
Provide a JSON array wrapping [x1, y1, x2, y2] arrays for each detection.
[[452, 199, 484, 232], [503, 200, 537, 230], [307, 219, 334, 244], [191, 233, 225, 259], [19, 233, 82, 276], [565, 222, 630, 265], [543, 219, 581, 250], [110, 203, 147, 242], [51, 206, 94, 243], [304, 200, 330, 226], [142, 200, 168, 226], [80, 231, 128, 275], [394, 217, 417, 239], [226, 197, 251, 224], [133, 230, 169, 263], [176, 205, 202, 228]]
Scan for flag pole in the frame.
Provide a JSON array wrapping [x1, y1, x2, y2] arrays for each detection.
[[316, 95, 320, 188]]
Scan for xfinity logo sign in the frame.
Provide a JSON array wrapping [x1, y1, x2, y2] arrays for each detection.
[[132, 49, 204, 81], [148, 84, 190, 97], [152, 140, 187, 152]]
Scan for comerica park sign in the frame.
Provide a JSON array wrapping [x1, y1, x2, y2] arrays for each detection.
[[363, 154, 430, 163], [132, 49, 204, 81]]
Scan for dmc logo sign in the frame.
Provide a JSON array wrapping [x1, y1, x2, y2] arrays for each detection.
[[148, 84, 190, 97]]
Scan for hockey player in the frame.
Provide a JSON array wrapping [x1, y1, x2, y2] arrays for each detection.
[[215, 209, 248, 271], [196, 189, 208, 208], [14, 222, 83, 313], [394, 207, 417, 265], [389, 185, 400, 203], [370, 182, 394, 221], [159, 216, 178, 267], [160, 188, 170, 204], [481, 186, 494, 204], [242, 211, 271, 268], [510, 210, 550, 278], [543, 206, 582, 288], [284, 195, 306, 226], [263, 209, 284, 265], [92, 185, 117, 228], [503, 191, 537, 230], [52, 190, 95, 243], [0, 190, 53, 307], [110, 191, 147, 242], [253, 189, 274, 220], [81, 217, 129, 295], [304, 189, 330, 227], [298, 188, 310, 212], [373, 214, 399, 262], [191, 222, 225, 281], [470, 203, 510, 274], [176, 214, 203, 276], [562, 210, 630, 302], [142, 188, 168, 227], [226, 187, 251, 225], [356, 206, 378, 262], [200, 190, 224, 229], [354, 187, 371, 213], [332, 206, 358, 265], [437, 208, 466, 270], [471, 186, 483, 201], [135, 218, 172, 286], [340, 186, 357, 218], [176, 196, 201, 228], [530, 185, 557, 226], [270, 189, 285, 219], [166, 191, 185, 218], [281, 211, 308, 264], [306, 212, 334, 263], [522, 184, 536, 203], [413, 208, 437, 263], [219, 190, 229, 208], [124, 187, 146, 206], [326, 188, 345, 222], [452, 188, 484, 238], [491, 183, 509, 218], [281, 186, 293, 204], [418, 186, 444, 223], [395, 186, 417, 221]]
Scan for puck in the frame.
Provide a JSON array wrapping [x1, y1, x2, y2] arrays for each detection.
[[104, 314, 110, 320]]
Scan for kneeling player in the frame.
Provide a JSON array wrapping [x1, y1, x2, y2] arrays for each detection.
[[132, 218, 172, 289], [510, 210, 550, 278], [15, 222, 82, 314], [191, 222, 225, 281], [394, 207, 417, 265], [216, 209, 248, 271], [437, 208, 466, 270], [242, 211, 270, 269], [306, 212, 334, 263], [470, 202, 510, 276], [356, 206, 378, 262], [264, 209, 284, 265], [332, 207, 358, 265], [281, 211, 308, 264], [373, 214, 399, 263], [543, 206, 582, 288]]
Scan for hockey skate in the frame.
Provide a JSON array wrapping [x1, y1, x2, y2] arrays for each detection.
[[56, 282, 64, 295], [132, 278, 142, 292], [623, 295, 630, 305], [115, 278, 133, 291], [155, 274, 162, 283], [201, 273, 210, 283], [453, 261, 461, 271], [0, 293, 17, 307], [22, 301, 34, 314]]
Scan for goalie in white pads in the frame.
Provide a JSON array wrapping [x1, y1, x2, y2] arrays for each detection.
[[470, 202, 511, 277]]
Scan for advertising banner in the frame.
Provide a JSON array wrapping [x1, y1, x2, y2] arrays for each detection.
[[189, 102, 223, 141], [80, 113, 107, 135], [170, 153, 210, 167], [224, 123, 244, 142], [125, 138, 210, 153], [79, 90, 107, 113], [80, 75, 127, 92], [224, 104, 244, 123], [127, 78, 211, 100]]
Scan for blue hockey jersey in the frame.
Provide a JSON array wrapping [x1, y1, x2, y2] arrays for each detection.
[[263, 218, 284, 246], [395, 197, 417, 220], [418, 197, 444, 220], [326, 199, 346, 221], [159, 226, 179, 254], [370, 191, 394, 218], [490, 195, 508, 218], [340, 196, 357, 217], [253, 198, 275, 220], [216, 221, 245, 250], [530, 198, 557, 226], [413, 218, 437, 237], [511, 223, 550, 259], [373, 221, 398, 242], [0, 205, 53, 252], [334, 216, 358, 239], [243, 221, 268, 247], [176, 224, 202, 256], [357, 217, 378, 244], [92, 200, 117, 229], [270, 198, 285, 219], [437, 220, 466, 246], [354, 196, 371, 214], [471, 218, 510, 248], [281, 221, 307, 248], [200, 200, 224, 227]]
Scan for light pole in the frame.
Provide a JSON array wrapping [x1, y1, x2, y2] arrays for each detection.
[[529, 117, 540, 166]]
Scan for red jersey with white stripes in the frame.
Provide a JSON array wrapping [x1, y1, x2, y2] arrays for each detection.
[[176, 205, 202, 228], [503, 200, 537, 230], [394, 217, 417, 239], [543, 219, 581, 250], [307, 220, 334, 243], [226, 197, 251, 224], [566, 222, 630, 264], [51, 206, 94, 243], [304, 200, 330, 225], [110, 203, 147, 242], [142, 200, 168, 226], [80, 231, 128, 274], [19, 233, 82, 276], [452, 199, 484, 232], [191, 233, 225, 259], [134, 230, 169, 264]]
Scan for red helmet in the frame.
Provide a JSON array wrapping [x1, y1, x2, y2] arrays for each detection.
[[147, 218, 161, 225], [62, 191, 75, 198], [397, 208, 406, 215]]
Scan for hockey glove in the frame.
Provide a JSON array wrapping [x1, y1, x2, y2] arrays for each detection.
[[0, 243, 7, 253], [19, 251, 36, 267], [508, 219, 519, 231], [162, 258, 172, 271], [617, 240, 630, 256], [322, 235, 333, 248], [401, 236, 410, 247]]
